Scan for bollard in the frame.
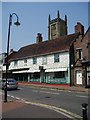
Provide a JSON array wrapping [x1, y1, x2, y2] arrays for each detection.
[[82, 103, 88, 120]]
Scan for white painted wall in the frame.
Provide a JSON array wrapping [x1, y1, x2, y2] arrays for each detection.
[[9, 51, 69, 71]]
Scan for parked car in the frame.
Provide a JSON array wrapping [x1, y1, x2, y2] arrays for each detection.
[[0, 78, 18, 90]]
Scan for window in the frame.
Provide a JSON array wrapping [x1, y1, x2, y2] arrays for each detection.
[[0, 60, 3, 65], [33, 57, 37, 64], [14, 60, 18, 66], [42, 55, 47, 65], [76, 49, 82, 59], [33, 73, 40, 79], [88, 43, 90, 52], [24, 59, 27, 63], [54, 72, 65, 78], [54, 53, 59, 63]]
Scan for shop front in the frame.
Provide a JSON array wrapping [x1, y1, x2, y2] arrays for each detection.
[[12, 67, 70, 85]]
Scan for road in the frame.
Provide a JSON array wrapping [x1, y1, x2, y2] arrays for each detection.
[[1, 85, 89, 119]]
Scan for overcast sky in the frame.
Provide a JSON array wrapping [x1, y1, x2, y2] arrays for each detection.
[[1, 1, 89, 53]]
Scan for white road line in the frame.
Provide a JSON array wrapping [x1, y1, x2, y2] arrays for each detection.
[[1, 92, 82, 119], [10, 95, 15, 98], [40, 90, 59, 95], [32, 90, 38, 92], [32, 90, 59, 95], [76, 95, 89, 98], [15, 97, 21, 100], [18, 87, 23, 90]]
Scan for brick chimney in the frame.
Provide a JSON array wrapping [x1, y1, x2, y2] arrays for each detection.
[[36, 33, 43, 43], [9, 49, 14, 54], [75, 22, 84, 36]]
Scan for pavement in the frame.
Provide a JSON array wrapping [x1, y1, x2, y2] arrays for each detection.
[[2, 99, 69, 119], [18, 82, 89, 93]]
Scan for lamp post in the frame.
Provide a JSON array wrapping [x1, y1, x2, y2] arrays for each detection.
[[4, 13, 20, 102]]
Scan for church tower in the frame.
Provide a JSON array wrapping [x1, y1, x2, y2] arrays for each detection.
[[48, 10, 68, 40]]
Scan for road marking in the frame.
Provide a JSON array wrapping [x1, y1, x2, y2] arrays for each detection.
[[15, 97, 21, 100], [68, 91, 72, 92], [18, 87, 23, 90], [76, 95, 89, 98], [32, 90, 38, 92], [40, 90, 59, 95], [32, 89, 59, 95], [19, 99, 82, 119], [22, 85, 88, 94], [27, 101, 73, 119], [2, 92, 82, 120], [10, 95, 15, 98]]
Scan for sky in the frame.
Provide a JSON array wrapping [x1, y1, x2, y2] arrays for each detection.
[[1, 1, 89, 53]]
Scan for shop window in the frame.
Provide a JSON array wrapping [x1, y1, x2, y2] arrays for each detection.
[[33, 73, 40, 79], [54, 72, 65, 78]]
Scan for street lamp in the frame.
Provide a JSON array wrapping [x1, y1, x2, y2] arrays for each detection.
[[4, 13, 20, 102]]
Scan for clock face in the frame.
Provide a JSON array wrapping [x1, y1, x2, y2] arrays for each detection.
[[51, 24, 56, 36]]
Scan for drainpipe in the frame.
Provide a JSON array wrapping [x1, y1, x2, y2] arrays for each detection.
[[69, 46, 72, 87]]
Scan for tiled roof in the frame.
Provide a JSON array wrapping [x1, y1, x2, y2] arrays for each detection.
[[10, 33, 79, 61]]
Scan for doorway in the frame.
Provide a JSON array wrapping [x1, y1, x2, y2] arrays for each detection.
[[76, 71, 82, 84]]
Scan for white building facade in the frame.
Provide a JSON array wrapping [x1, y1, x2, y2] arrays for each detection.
[[3, 32, 80, 85], [0, 53, 6, 79], [9, 51, 70, 84]]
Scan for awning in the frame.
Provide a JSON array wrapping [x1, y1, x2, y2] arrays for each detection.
[[45, 68, 67, 72], [12, 68, 67, 73], [13, 69, 40, 74], [27, 69, 40, 73], [13, 70, 28, 74]]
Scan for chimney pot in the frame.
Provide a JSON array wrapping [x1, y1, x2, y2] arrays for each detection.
[[36, 33, 43, 43], [75, 22, 84, 35], [10, 49, 13, 53]]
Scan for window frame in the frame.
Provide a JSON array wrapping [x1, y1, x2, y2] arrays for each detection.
[[33, 57, 37, 64], [24, 58, 27, 63], [76, 48, 82, 60], [14, 60, 18, 66], [54, 53, 60, 63], [42, 55, 47, 65]]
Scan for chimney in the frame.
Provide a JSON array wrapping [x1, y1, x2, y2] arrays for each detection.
[[36, 33, 43, 43], [75, 22, 84, 35], [9, 49, 13, 54]]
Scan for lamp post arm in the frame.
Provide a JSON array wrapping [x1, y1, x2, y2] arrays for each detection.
[[11, 13, 19, 22]]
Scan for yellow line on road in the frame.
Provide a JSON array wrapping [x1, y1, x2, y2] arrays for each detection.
[[18, 99, 82, 120]]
